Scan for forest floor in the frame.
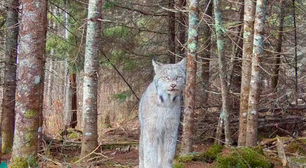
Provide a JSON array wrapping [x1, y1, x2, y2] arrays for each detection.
[[2, 117, 305, 168]]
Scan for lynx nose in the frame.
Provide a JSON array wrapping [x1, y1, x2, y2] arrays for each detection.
[[170, 84, 176, 88]]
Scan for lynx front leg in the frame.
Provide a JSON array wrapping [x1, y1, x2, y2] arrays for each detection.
[[143, 128, 159, 168], [139, 128, 144, 168], [162, 126, 179, 168]]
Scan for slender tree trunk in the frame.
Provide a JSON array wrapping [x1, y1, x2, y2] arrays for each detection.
[[181, 0, 199, 156], [168, 0, 176, 63], [215, 116, 223, 145], [11, 0, 47, 166], [271, 0, 285, 91], [201, 0, 212, 107], [64, 63, 72, 126], [177, 0, 186, 59], [80, 0, 102, 158], [63, 0, 77, 129], [1, 0, 19, 154], [45, 5, 56, 110], [229, 0, 243, 95], [292, 0, 298, 97], [64, 0, 73, 128], [70, 73, 77, 128], [213, 0, 233, 146], [245, 0, 267, 146], [46, 58, 53, 109], [238, 0, 255, 147]]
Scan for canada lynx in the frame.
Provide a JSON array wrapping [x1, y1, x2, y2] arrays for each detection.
[[138, 58, 186, 168]]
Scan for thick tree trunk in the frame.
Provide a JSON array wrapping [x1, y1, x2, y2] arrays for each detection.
[[181, 0, 198, 156], [80, 0, 102, 158], [213, 0, 233, 146], [271, 0, 285, 91], [238, 0, 255, 147], [177, 0, 186, 59], [246, 0, 267, 146], [1, 0, 19, 154], [168, 0, 176, 63], [201, 0, 212, 107], [11, 0, 47, 167]]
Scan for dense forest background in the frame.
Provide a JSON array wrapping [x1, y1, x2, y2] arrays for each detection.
[[0, 0, 306, 167]]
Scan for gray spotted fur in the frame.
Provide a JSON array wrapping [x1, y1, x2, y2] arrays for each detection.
[[138, 58, 186, 168]]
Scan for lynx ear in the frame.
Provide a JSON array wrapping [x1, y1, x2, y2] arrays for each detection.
[[152, 58, 162, 72], [177, 57, 186, 70]]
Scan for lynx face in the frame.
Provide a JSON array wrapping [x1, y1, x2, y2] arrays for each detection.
[[153, 58, 186, 98]]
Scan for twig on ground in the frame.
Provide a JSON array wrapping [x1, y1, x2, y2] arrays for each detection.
[[73, 144, 108, 164], [38, 153, 63, 166]]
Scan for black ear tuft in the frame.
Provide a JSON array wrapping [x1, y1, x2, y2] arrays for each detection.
[[152, 56, 163, 72], [152, 55, 157, 61]]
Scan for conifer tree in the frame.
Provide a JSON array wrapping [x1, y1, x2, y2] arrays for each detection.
[[1, 0, 19, 154], [246, 0, 267, 146], [11, 0, 47, 167], [181, 0, 199, 155], [213, 0, 233, 145], [80, 0, 102, 158]]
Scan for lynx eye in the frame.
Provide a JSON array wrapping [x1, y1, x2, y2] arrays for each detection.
[[176, 76, 183, 80], [162, 76, 170, 81]]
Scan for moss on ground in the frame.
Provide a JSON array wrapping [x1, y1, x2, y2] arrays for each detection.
[[197, 144, 223, 162], [176, 144, 223, 163], [177, 154, 195, 163], [175, 145, 272, 168], [173, 162, 185, 168], [216, 147, 272, 168]]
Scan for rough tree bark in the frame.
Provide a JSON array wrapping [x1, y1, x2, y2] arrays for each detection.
[[11, 0, 47, 167], [80, 0, 102, 158], [246, 0, 267, 146], [1, 0, 19, 154], [238, 0, 255, 147], [271, 0, 286, 91], [181, 0, 198, 156], [213, 0, 233, 146], [168, 0, 176, 63]]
